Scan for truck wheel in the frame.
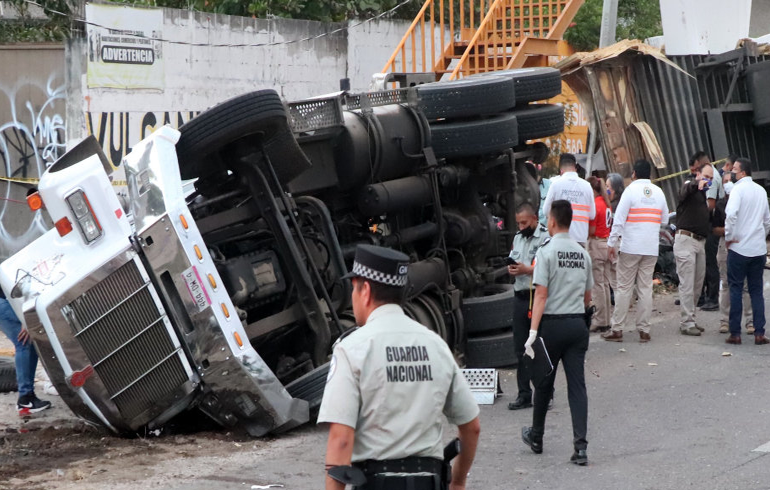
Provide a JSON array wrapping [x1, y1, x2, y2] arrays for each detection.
[[0, 356, 17, 393], [176, 90, 310, 184], [430, 113, 518, 158], [462, 284, 515, 335], [285, 362, 330, 413], [416, 76, 516, 120], [465, 331, 518, 368], [477, 68, 562, 104], [512, 104, 565, 142]]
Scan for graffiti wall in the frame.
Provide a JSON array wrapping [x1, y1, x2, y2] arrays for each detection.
[[0, 44, 65, 259]]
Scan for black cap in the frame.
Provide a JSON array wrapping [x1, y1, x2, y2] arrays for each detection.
[[342, 245, 410, 287]]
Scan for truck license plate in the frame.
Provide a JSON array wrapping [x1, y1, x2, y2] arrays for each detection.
[[182, 266, 210, 312]]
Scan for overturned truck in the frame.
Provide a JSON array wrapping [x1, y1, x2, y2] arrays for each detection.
[[1, 69, 564, 436]]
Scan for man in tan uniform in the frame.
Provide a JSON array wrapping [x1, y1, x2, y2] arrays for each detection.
[[319, 245, 480, 490]]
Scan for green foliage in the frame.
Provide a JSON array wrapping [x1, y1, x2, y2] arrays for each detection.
[[105, 0, 420, 22], [564, 0, 662, 52], [0, 0, 421, 43], [0, 0, 71, 43]]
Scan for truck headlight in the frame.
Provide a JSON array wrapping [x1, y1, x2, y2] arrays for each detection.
[[66, 190, 102, 243]]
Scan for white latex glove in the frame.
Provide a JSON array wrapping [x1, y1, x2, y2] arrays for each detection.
[[524, 330, 537, 359]]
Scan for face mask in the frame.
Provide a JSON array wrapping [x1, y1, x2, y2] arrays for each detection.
[[730, 172, 738, 183], [520, 225, 536, 238], [702, 177, 712, 189]]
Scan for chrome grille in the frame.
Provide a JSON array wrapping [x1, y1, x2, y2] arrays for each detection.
[[63, 260, 189, 421]]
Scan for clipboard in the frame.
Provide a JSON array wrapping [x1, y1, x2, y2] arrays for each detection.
[[525, 337, 555, 388]]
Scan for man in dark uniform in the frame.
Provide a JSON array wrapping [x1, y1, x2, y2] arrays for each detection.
[[319, 245, 481, 490], [521, 200, 593, 465], [507, 203, 549, 410]]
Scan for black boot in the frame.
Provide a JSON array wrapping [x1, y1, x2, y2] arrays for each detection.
[[521, 426, 543, 454], [571, 449, 588, 466]]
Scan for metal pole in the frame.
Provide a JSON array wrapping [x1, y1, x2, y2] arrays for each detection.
[[599, 0, 619, 48]]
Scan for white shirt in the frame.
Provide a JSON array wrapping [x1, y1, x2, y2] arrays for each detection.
[[542, 171, 595, 243], [724, 176, 770, 257], [607, 179, 669, 256]]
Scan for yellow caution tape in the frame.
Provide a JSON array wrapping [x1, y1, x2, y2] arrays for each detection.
[[652, 157, 727, 183], [0, 176, 128, 187]]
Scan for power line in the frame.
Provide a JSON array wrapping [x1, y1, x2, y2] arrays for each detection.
[[21, 0, 417, 47]]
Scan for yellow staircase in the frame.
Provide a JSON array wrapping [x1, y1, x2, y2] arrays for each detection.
[[383, 0, 584, 80]]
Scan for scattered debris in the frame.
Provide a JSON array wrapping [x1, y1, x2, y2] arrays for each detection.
[[251, 485, 284, 489], [648, 363, 658, 366], [722, 352, 732, 357], [590, 370, 601, 378], [619, 348, 626, 352]]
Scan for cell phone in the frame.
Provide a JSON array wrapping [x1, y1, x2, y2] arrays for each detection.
[[505, 257, 518, 266]]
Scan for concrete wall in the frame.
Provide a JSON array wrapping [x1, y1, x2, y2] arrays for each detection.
[[0, 44, 64, 258], [750, 0, 770, 37], [69, 6, 433, 168], [0, 9, 430, 257]]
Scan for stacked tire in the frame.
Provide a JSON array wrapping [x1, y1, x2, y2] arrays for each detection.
[[417, 68, 563, 368], [0, 356, 17, 393], [415, 67, 565, 160]]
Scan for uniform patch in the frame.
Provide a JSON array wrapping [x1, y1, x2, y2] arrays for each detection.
[[327, 355, 337, 382], [643, 186, 652, 197]]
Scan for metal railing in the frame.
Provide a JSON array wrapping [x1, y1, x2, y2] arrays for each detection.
[[382, 0, 583, 80]]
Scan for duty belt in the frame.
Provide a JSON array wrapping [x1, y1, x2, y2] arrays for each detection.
[[354, 457, 446, 490], [542, 313, 584, 320], [355, 457, 444, 475], [514, 290, 533, 299]]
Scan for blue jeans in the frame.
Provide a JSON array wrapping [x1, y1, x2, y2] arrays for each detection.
[[0, 298, 38, 396], [727, 250, 766, 337]]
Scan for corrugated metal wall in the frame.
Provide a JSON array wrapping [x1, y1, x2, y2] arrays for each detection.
[[632, 50, 770, 203]]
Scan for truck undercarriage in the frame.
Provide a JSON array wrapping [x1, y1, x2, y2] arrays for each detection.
[[1, 69, 565, 435]]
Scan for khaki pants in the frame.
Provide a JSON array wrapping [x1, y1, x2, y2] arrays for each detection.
[[717, 237, 752, 327], [588, 238, 612, 327], [673, 233, 706, 329], [611, 252, 657, 334]]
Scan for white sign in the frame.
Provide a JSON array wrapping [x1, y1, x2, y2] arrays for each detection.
[[86, 3, 164, 89]]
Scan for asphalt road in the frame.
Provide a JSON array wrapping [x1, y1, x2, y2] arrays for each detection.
[[4, 285, 770, 490], [168, 286, 770, 490]]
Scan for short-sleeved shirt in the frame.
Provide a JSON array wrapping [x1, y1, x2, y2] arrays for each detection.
[[509, 223, 549, 292], [533, 232, 594, 314], [317, 304, 479, 462], [542, 172, 596, 244], [590, 196, 611, 238]]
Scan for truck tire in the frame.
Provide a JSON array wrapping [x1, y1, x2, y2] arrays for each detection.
[[462, 284, 515, 335], [176, 90, 310, 184], [430, 113, 518, 158], [416, 76, 516, 120], [512, 104, 565, 142], [0, 356, 17, 393], [465, 331, 518, 368], [285, 362, 330, 412], [475, 68, 562, 104]]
